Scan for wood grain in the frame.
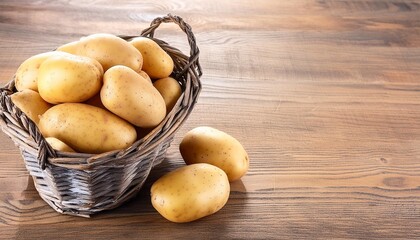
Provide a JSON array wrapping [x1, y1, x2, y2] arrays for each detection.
[[1, 0, 420, 239]]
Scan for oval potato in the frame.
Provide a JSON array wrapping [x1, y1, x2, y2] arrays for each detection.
[[39, 103, 136, 154], [151, 163, 230, 223], [138, 70, 152, 83], [153, 77, 182, 113], [45, 137, 75, 152], [101, 65, 166, 128], [130, 37, 174, 79], [10, 89, 52, 125], [15, 51, 67, 92], [57, 33, 143, 71], [180, 126, 249, 182], [37, 53, 103, 104]]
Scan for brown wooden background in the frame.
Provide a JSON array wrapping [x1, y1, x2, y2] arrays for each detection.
[[0, 0, 419, 239]]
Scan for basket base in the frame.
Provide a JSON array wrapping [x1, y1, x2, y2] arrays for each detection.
[[19, 141, 171, 217]]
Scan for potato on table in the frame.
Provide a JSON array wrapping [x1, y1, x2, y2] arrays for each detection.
[[180, 126, 249, 182], [151, 163, 230, 223]]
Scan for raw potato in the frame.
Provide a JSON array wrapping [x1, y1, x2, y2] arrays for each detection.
[[101, 65, 166, 128], [130, 37, 174, 79], [151, 163, 230, 223], [45, 137, 75, 152], [180, 126, 249, 182], [138, 70, 152, 83], [153, 77, 182, 113], [10, 89, 52, 125], [38, 103, 137, 154], [57, 33, 143, 71], [37, 53, 103, 104], [14, 51, 67, 92]]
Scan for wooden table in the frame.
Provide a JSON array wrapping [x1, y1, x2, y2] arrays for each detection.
[[1, 0, 419, 239]]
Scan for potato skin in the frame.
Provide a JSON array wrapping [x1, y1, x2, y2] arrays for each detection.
[[153, 77, 182, 113], [151, 163, 230, 223], [138, 70, 152, 83], [101, 65, 166, 128], [130, 37, 174, 79], [38, 103, 136, 154], [57, 33, 143, 71], [37, 53, 103, 104], [10, 89, 52, 125], [15, 51, 67, 92], [180, 126, 249, 182], [45, 137, 75, 152]]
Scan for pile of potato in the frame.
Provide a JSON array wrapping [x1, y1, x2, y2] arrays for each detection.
[[152, 126, 249, 223], [11, 33, 249, 223], [11, 33, 181, 153]]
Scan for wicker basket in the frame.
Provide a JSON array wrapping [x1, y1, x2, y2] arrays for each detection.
[[0, 14, 202, 217]]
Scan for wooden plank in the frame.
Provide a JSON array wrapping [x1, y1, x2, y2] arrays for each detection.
[[0, 0, 419, 239]]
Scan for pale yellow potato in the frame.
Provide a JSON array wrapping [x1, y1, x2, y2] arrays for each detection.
[[180, 126, 249, 182], [138, 70, 152, 83], [130, 37, 174, 79], [101, 65, 166, 128], [10, 89, 52, 125], [57, 33, 143, 71], [153, 77, 182, 113], [45, 137, 75, 152], [37, 53, 103, 104], [15, 51, 67, 92], [151, 163, 230, 223], [39, 103, 137, 154]]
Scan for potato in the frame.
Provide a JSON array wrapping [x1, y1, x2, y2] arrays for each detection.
[[180, 126, 249, 182], [153, 77, 182, 113], [15, 51, 67, 92], [101, 65, 166, 128], [45, 137, 75, 152], [130, 37, 174, 79], [37, 53, 103, 104], [151, 163, 230, 223], [57, 33, 143, 71], [138, 70, 152, 83], [38, 103, 136, 154], [10, 89, 52, 125]]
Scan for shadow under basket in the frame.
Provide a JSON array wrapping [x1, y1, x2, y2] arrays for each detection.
[[0, 14, 202, 217]]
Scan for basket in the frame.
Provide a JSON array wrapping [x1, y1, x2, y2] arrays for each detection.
[[0, 14, 202, 217]]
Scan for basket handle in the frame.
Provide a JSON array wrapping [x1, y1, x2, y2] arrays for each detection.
[[140, 14, 202, 78]]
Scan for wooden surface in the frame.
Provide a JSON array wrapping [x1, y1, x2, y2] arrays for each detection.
[[1, 0, 420, 239]]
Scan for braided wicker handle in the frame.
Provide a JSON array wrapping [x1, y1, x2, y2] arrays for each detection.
[[140, 14, 203, 78]]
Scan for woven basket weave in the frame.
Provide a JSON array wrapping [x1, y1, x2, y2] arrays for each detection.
[[0, 14, 202, 217]]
